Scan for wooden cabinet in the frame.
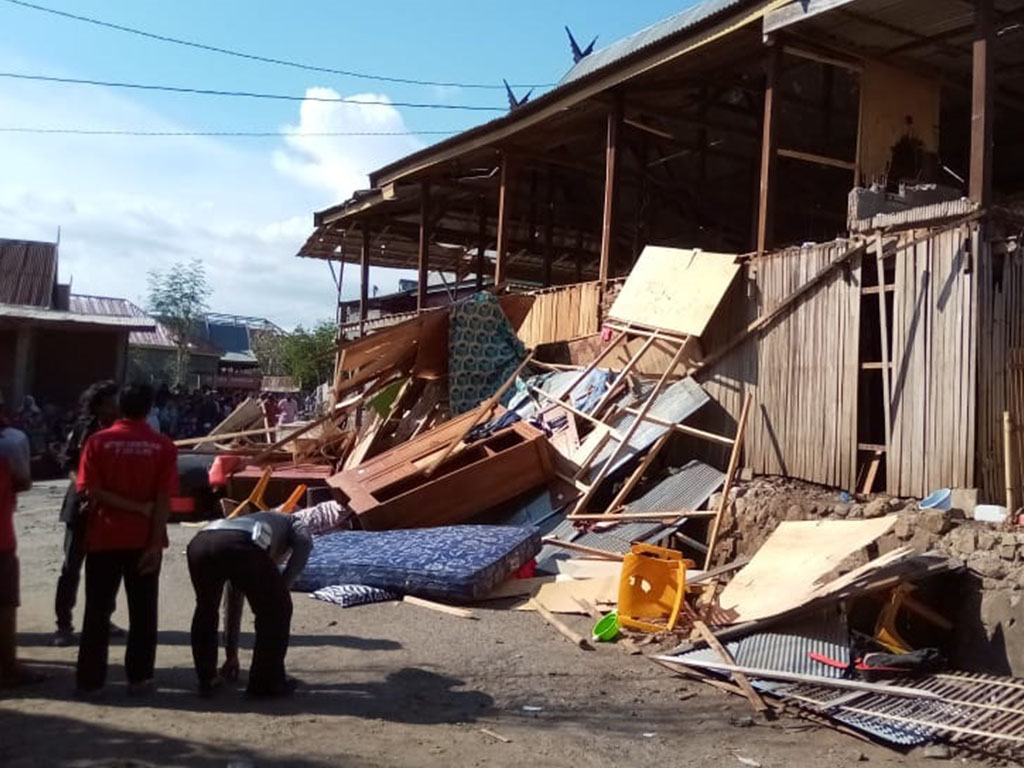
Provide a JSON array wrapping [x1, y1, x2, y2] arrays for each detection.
[[328, 409, 554, 530]]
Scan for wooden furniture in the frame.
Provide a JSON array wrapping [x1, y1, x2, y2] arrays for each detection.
[[328, 409, 555, 530]]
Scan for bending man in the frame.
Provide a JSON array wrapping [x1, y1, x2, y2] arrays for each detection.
[[187, 510, 311, 697]]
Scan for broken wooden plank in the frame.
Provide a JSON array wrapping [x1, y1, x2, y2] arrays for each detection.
[[530, 598, 594, 650], [402, 595, 477, 620], [693, 620, 767, 713]]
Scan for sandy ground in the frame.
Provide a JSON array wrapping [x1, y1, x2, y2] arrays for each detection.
[[0, 481, 976, 768]]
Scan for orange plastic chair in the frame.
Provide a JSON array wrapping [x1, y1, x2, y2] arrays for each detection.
[[278, 484, 308, 514], [617, 542, 692, 633], [227, 467, 273, 518]]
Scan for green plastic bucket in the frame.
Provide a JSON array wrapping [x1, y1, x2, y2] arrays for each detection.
[[592, 611, 620, 642]]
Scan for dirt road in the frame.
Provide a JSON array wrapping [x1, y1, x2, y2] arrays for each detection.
[[0, 481, 963, 767]]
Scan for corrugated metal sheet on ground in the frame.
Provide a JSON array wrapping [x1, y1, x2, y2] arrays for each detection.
[[672, 607, 850, 678], [667, 610, 936, 746], [559, 0, 751, 86], [0, 239, 57, 307], [536, 458, 723, 569], [585, 377, 710, 484]]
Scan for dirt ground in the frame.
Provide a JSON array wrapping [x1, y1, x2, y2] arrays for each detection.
[[0, 481, 979, 767]]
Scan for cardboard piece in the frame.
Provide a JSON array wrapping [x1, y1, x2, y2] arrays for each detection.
[[609, 246, 740, 338], [516, 576, 619, 614]]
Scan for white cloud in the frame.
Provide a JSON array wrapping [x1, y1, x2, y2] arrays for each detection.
[[0, 56, 425, 330], [273, 87, 424, 199]]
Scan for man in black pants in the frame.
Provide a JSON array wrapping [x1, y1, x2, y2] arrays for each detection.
[[52, 381, 120, 647], [75, 384, 177, 696], [186, 510, 311, 697]]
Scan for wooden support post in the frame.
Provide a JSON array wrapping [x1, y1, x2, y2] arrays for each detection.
[[359, 227, 370, 338], [704, 392, 753, 570], [417, 181, 431, 312], [1005, 411, 1016, 513], [543, 168, 554, 287], [756, 43, 781, 256], [599, 95, 623, 292], [476, 200, 487, 291], [875, 234, 892, 485], [970, 0, 994, 207], [495, 154, 513, 288]]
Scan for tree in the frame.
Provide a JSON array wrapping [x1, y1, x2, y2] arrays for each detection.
[[253, 320, 337, 391], [281, 320, 337, 391], [147, 259, 211, 386]]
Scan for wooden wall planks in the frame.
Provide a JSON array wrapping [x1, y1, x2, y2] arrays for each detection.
[[513, 281, 602, 348], [698, 240, 863, 491]]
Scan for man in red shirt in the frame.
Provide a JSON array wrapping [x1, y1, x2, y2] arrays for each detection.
[[76, 384, 178, 696]]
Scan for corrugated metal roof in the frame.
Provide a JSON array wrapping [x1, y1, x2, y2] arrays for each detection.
[[586, 377, 710, 483], [559, 0, 748, 86], [537, 458, 724, 568], [624, 460, 725, 514], [69, 294, 148, 319], [673, 607, 850, 678], [0, 239, 57, 307]]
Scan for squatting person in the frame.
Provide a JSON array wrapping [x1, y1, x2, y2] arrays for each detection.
[[186, 509, 312, 697]]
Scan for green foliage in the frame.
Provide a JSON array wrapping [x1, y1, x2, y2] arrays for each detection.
[[147, 259, 211, 386], [253, 319, 336, 391]]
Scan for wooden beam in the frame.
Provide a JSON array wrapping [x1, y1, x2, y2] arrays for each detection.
[[694, 620, 768, 713], [970, 0, 994, 206], [543, 167, 554, 287], [704, 392, 753, 570], [874, 235, 892, 479], [417, 182, 431, 312], [359, 227, 371, 337], [495, 154, 513, 288], [757, 44, 781, 256], [475, 200, 487, 290], [777, 147, 856, 171], [599, 95, 623, 292]]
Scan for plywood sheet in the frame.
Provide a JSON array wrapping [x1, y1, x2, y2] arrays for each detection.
[[609, 247, 740, 338], [516, 575, 619, 614], [717, 516, 897, 624]]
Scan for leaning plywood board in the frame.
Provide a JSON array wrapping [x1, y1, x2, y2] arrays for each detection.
[[609, 247, 740, 338], [717, 516, 898, 624]]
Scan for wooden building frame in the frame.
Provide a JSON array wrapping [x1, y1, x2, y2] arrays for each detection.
[[298, 0, 1024, 502]]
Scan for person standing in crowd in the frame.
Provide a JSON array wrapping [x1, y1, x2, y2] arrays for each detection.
[[186, 510, 311, 697], [75, 384, 177, 697], [51, 381, 122, 647], [260, 394, 279, 438], [0, 391, 44, 687], [277, 395, 297, 426]]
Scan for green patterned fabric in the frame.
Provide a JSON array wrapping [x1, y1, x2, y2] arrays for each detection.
[[448, 292, 527, 414]]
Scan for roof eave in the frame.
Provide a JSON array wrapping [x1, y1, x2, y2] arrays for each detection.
[[367, 0, 766, 188]]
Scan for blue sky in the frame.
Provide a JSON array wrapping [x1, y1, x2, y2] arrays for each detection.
[[0, 0, 693, 328]]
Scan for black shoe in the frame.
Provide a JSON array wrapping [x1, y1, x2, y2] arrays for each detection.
[[246, 677, 298, 698], [50, 629, 76, 648], [108, 623, 127, 639], [198, 676, 224, 698]]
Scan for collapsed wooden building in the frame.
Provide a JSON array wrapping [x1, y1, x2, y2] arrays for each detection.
[[297, 0, 1024, 504]]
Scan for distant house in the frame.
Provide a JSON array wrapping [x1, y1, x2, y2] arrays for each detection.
[[128, 310, 284, 391], [0, 238, 154, 410]]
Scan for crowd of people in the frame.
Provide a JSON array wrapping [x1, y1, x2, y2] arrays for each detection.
[[5, 387, 308, 467], [0, 380, 311, 698]]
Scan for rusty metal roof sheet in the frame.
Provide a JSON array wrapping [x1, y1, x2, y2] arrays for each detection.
[[0, 239, 57, 307], [559, 0, 749, 86]]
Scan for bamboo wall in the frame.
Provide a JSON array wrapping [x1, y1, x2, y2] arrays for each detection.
[[698, 222, 980, 497], [513, 281, 602, 348], [977, 226, 1024, 504], [698, 240, 863, 490], [887, 224, 977, 498]]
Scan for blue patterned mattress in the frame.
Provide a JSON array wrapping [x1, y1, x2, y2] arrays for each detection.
[[292, 525, 541, 602]]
